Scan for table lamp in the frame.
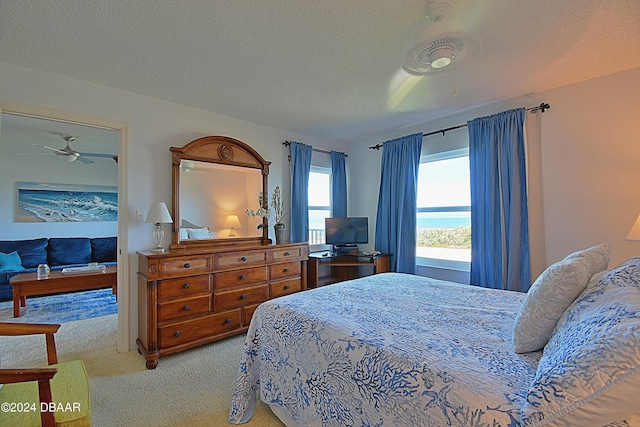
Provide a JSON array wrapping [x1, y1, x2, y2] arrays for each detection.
[[224, 214, 242, 237], [146, 202, 173, 252]]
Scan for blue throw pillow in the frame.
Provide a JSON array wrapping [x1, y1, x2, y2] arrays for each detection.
[[90, 237, 117, 263], [0, 251, 25, 272], [0, 238, 47, 268], [47, 238, 92, 266]]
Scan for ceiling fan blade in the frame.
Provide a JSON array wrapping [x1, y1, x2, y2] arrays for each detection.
[[31, 142, 67, 155], [76, 156, 95, 164], [79, 152, 116, 158]]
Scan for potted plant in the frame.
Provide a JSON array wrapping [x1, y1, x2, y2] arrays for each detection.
[[246, 185, 286, 244]]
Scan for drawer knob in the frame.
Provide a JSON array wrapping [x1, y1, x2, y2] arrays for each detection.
[[174, 331, 181, 337], [240, 256, 247, 262], [240, 294, 247, 300], [284, 251, 290, 256], [225, 318, 232, 324], [284, 285, 290, 290], [239, 274, 246, 280], [183, 283, 190, 289], [283, 268, 290, 272], [183, 262, 191, 269], [183, 305, 190, 311]]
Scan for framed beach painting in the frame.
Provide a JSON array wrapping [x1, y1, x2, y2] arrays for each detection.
[[17, 182, 118, 222]]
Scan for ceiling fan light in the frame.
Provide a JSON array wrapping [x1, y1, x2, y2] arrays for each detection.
[[429, 46, 453, 68]]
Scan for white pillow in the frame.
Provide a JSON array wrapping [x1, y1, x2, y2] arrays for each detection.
[[585, 268, 607, 290], [563, 243, 611, 277], [513, 256, 591, 353], [187, 228, 215, 239], [179, 228, 189, 240], [521, 264, 640, 426]]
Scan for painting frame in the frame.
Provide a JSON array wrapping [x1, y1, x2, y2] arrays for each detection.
[[17, 182, 118, 222]]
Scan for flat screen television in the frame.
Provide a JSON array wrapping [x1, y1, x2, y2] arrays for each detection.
[[325, 217, 368, 248]]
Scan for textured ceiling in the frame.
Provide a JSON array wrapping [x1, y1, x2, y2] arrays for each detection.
[[1, 0, 640, 143]]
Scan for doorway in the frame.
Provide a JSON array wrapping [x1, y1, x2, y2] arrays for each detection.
[[0, 102, 129, 352]]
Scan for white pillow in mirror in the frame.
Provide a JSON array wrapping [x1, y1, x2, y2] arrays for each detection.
[[187, 228, 215, 239], [513, 256, 591, 353], [179, 228, 189, 240]]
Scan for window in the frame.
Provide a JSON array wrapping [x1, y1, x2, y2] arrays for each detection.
[[416, 149, 471, 270], [308, 167, 331, 247]]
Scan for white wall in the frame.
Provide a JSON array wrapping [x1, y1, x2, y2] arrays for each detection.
[[539, 67, 640, 265], [348, 67, 640, 282], [0, 61, 346, 351]]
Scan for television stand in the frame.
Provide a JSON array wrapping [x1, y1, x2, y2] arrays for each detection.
[[332, 244, 359, 255], [307, 251, 391, 288]]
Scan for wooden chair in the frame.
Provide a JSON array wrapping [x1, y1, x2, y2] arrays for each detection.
[[0, 323, 91, 427]]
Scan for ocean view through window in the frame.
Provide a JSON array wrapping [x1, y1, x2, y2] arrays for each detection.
[[417, 150, 471, 268], [308, 168, 331, 246]]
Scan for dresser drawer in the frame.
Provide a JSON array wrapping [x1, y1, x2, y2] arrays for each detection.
[[272, 246, 303, 261], [269, 261, 301, 280], [157, 275, 210, 300], [243, 304, 260, 326], [216, 249, 268, 269], [215, 267, 267, 290], [214, 285, 268, 311], [270, 278, 302, 298], [158, 295, 211, 322], [158, 310, 241, 348], [158, 255, 213, 277]]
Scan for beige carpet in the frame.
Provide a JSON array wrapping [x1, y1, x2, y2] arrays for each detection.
[[0, 314, 284, 426]]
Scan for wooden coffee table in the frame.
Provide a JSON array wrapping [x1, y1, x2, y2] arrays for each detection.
[[9, 266, 117, 317]]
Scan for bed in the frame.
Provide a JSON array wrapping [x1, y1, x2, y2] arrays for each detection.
[[229, 246, 640, 426]]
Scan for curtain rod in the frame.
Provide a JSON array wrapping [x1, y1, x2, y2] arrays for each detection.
[[368, 102, 550, 150], [283, 141, 347, 157]]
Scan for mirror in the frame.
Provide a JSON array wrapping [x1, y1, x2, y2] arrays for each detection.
[[170, 136, 270, 249]]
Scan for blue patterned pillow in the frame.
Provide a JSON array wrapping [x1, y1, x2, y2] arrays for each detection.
[[513, 256, 592, 353], [563, 243, 611, 277], [521, 263, 640, 426], [0, 251, 25, 272]]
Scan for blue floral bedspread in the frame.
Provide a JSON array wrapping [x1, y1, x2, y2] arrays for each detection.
[[229, 272, 542, 426]]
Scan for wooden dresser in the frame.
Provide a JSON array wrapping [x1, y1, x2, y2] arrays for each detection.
[[137, 242, 308, 369]]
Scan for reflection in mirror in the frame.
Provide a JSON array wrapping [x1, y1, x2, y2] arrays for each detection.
[[179, 161, 263, 240], [171, 135, 270, 249]]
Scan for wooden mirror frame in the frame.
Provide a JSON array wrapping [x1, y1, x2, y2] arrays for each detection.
[[170, 135, 271, 249]]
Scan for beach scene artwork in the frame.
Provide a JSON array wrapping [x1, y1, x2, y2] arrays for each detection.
[[17, 182, 117, 222]]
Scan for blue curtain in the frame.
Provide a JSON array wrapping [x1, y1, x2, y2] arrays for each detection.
[[289, 141, 313, 243], [374, 133, 422, 274], [468, 108, 530, 292], [330, 151, 347, 217]]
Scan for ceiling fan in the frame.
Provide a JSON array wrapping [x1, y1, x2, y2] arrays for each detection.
[[32, 134, 115, 164]]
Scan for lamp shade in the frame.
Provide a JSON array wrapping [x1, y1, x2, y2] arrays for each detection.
[[224, 214, 242, 228], [626, 214, 640, 241], [146, 202, 173, 224]]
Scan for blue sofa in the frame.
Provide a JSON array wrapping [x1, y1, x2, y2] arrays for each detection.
[[0, 237, 117, 301]]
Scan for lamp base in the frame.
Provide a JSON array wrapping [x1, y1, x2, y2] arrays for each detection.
[[151, 223, 166, 253]]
